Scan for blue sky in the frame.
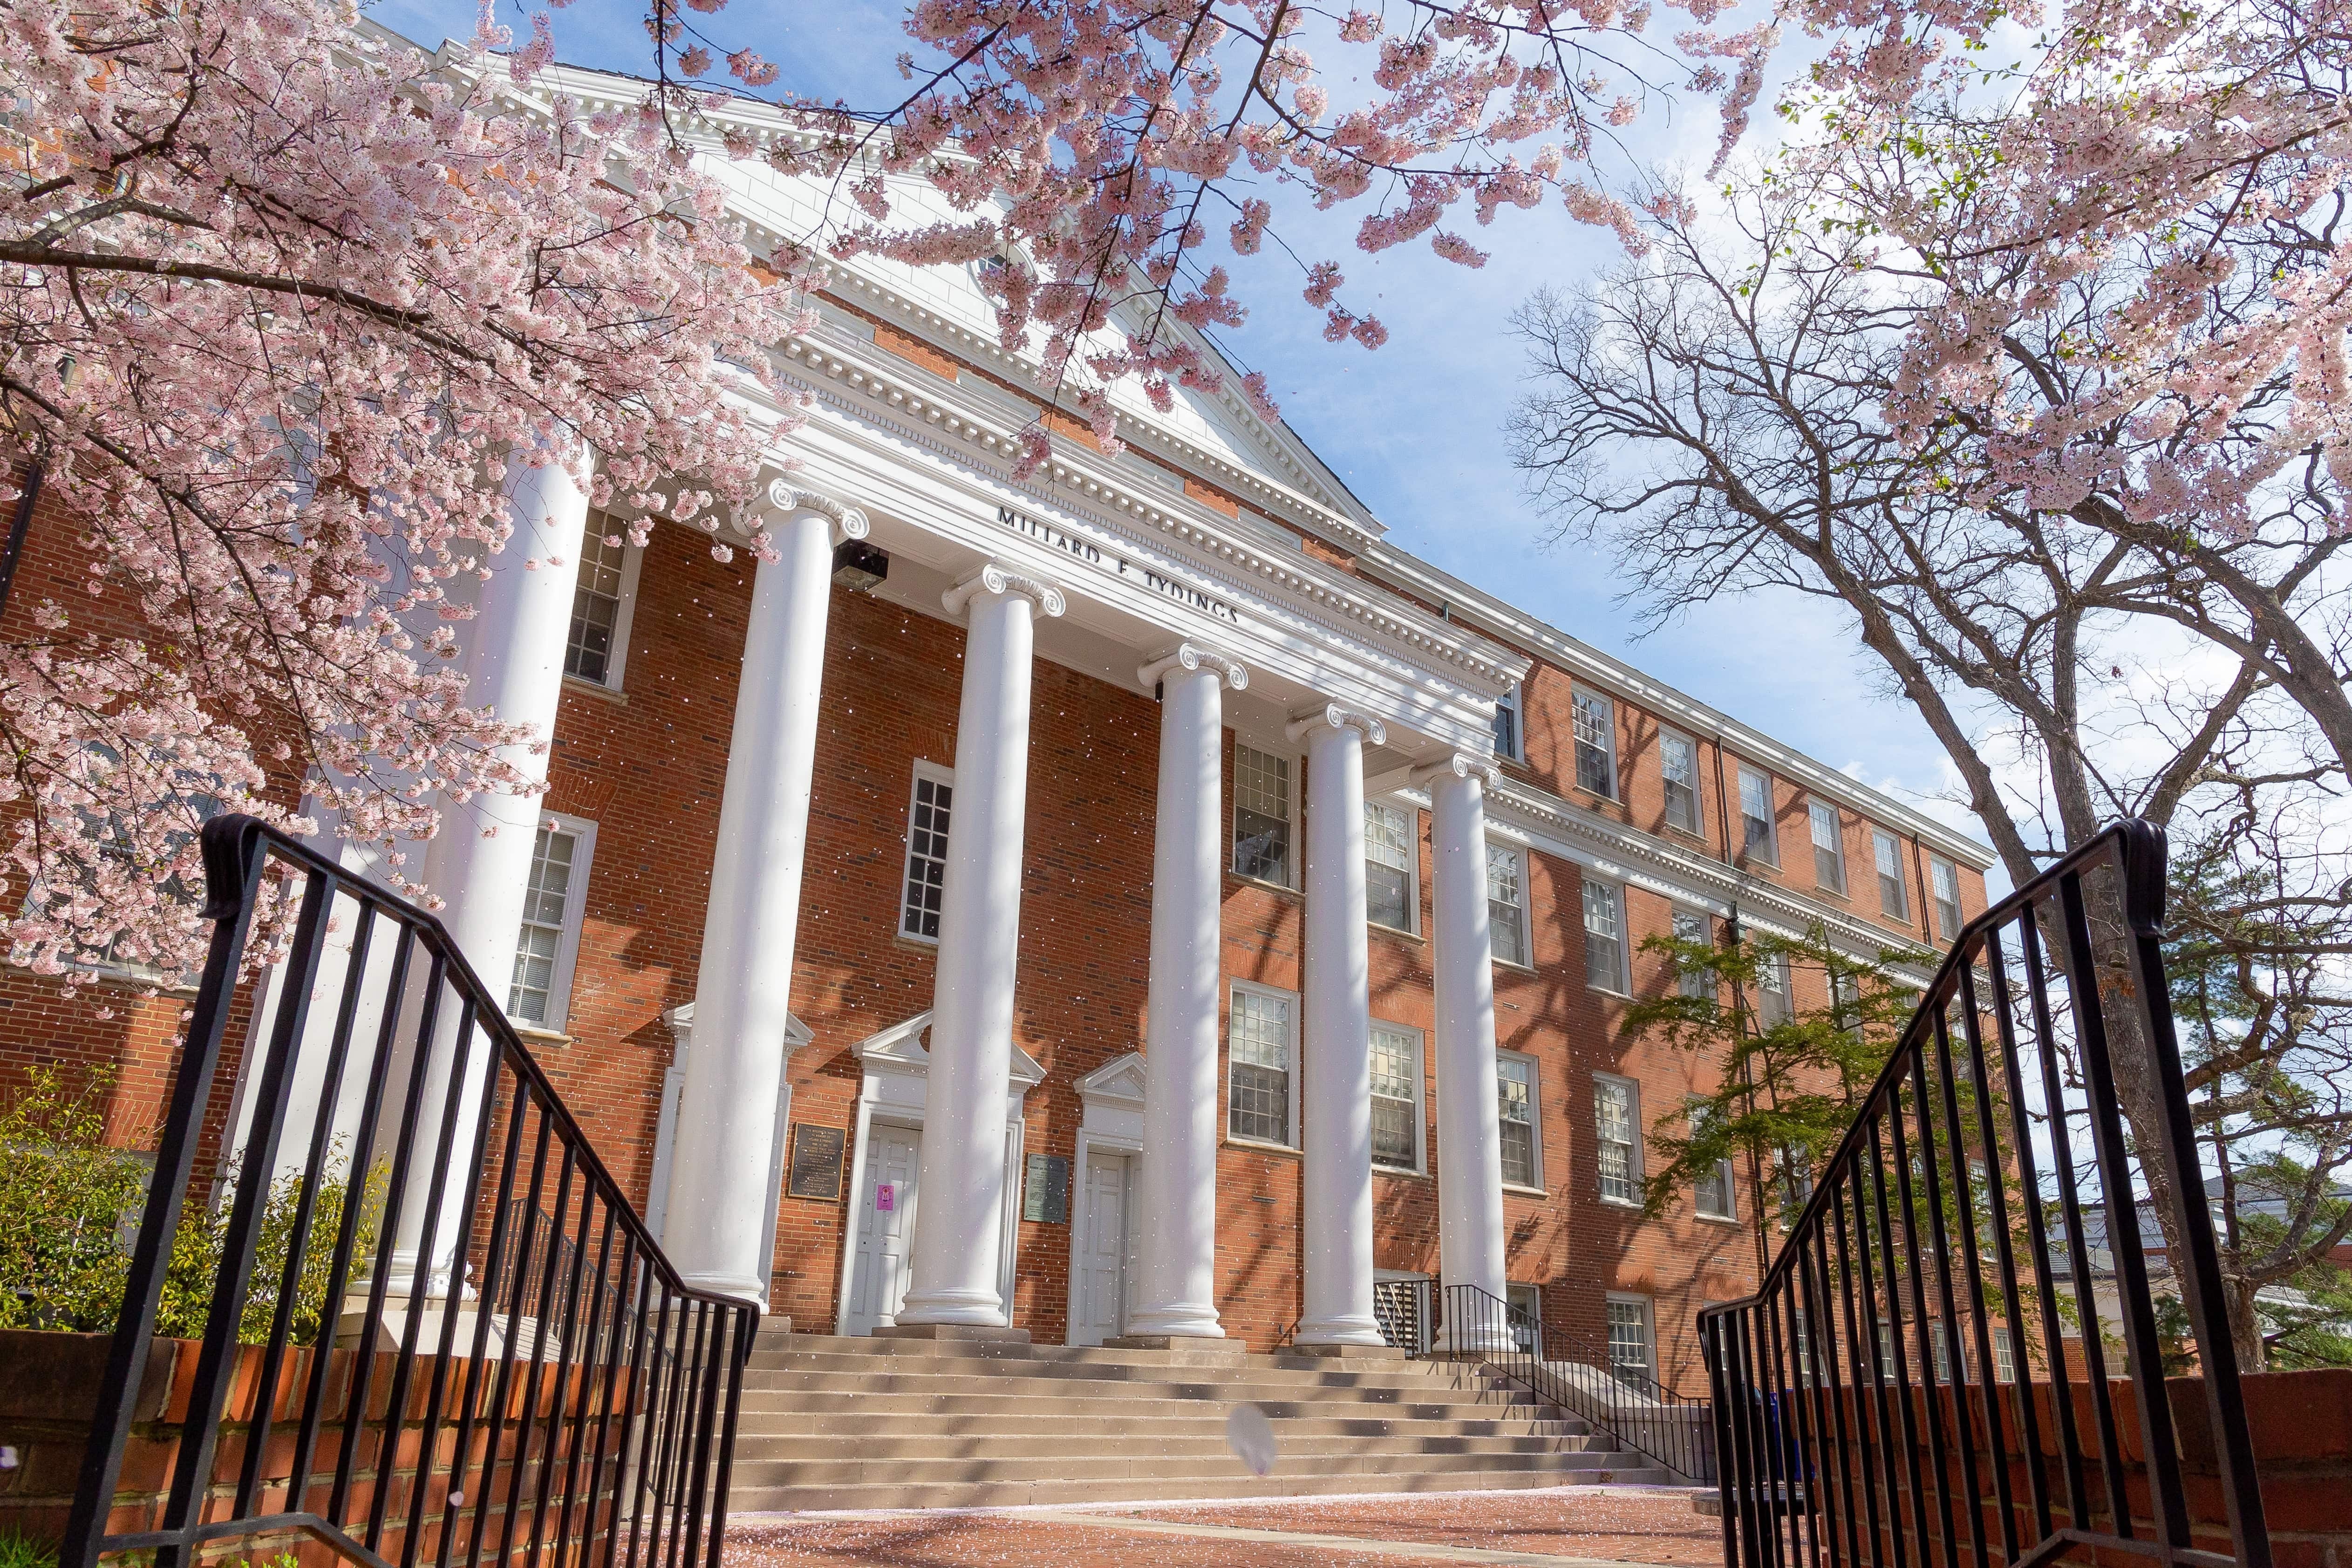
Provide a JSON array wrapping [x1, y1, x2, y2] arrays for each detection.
[[371, 0, 1980, 845]]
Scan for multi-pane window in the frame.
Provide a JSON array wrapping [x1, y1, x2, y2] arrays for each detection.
[[1930, 1322, 1955, 1384], [564, 529, 634, 687], [1488, 844, 1527, 966], [1595, 1076, 1639, 1203], [510, 819, 585, 1027], [1672, 908, 1713, 999], [900, 766, 953, 941], [1830, 968, 1861, 1039], [1875, 1321, 1900, 1383], [1758, 951, 1793, 1027], [1693, 1103, 1737, 1220], [1991, 1326, 2017, 1384], [1738, 767, 1778, 864], [1932, 857, 1964, 940], [1364, 800, 1415, 932], [1607, 1296, 1654, 1383], [1228, 985, 1295, 1145], [1498, 1053, 1538, 1187], [1661, 732, 1701, 834], [1810, 801, 1847, 893], [1233, 744, 1294, 886], [1370, 1024, 1423, 1171], [1875, 830, 1910, 920], [1492, 681, 1522, 761], [1583, 879, 1626, 993], [1572, 689, 1616, 798]]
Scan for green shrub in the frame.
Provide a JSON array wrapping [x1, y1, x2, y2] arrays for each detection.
[[1, 1066, 384, 1344], [0, 1527, 62, 1568]]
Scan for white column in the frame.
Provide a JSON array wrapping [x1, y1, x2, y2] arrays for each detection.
[[1420, 753, 1512, 1350], [897, 562, 1066, 1328], [383, 446, 591, 1291], [662, 482, 868, 1304], [1128, 644, 1248, 1341], [1286, 702, 1389, 1348]]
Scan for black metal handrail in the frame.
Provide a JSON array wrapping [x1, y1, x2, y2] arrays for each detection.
[[1436, 1282, 1718, 1483], [63, 814, 759, 1568], [1700, 821, 2271, 1568]]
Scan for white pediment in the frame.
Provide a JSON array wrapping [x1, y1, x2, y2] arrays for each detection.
[[851, 1010, 1046, 1094], [661, 1002, 813, 1056], [1076, 1052, 1146, 1107]]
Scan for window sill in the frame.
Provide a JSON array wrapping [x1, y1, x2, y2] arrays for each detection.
[[3, 957, 200, 998], [1502, 1182, 1549, 1200], [1369, 920, 1425, 945], [1587, 982, 1632, 999], [562, 674, 628, 705], [1493, 955, 1538, 976], [513, 1023, 574, 1048], [1573, 783, 1621, 807], [1376, 1164, 1432, 1182], [1223, 1136, 1303, 1160], [1598, 1195, 1645, 1212], [893, 931, 942, 954], [1813, 884, 1852, 904], [1738, 855, 1781, 874], [1226, 871, 1303, 901], [1696, 1211, 1744, 1228], [1663, 821, 1709, 846]]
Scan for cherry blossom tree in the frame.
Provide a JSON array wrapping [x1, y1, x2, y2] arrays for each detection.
[[631, 0, 1778, 468], [0, 0, 811, 988]]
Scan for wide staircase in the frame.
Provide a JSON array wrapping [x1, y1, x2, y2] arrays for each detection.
[[728, 1326, 1672, 1512]]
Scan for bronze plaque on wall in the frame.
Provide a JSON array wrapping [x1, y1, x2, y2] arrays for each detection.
[[787, 1123, 845, 1201]]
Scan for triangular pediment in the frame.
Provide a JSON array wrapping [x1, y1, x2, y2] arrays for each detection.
[[661, 1002, 813, 1052], [851, 1011, 1047, 1095], [1076, 1052, 1146, 1106]]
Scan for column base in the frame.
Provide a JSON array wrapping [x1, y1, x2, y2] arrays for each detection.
[[673, 1268, 770, 1309], [1293, 1314, 1389, 1350], [873, 1322, 1033, 1344], [1121, 1304, 1226, 1340], [1287, 1340, 1406, 1360]]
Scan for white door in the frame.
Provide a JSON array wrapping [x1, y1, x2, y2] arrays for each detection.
[[845, 1126, 920, 1335], [1073, 1153, 1132, 1345]]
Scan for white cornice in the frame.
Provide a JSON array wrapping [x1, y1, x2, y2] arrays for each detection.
[[1363, 546, 1995, 871], [1489, 775, 1938, 973], [773, 336, 1528, 696]]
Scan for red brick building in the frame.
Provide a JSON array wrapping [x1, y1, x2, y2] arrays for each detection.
[[0, 61, 1991, 1396]]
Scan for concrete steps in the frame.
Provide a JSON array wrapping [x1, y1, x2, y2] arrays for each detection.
[[725, 1330, 1670, 1513]]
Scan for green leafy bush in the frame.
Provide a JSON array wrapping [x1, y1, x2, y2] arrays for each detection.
[[1, 1066, 384, 1343]]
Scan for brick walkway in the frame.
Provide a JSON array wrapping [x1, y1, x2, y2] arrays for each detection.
[[727, 1485, 1719, 1568]]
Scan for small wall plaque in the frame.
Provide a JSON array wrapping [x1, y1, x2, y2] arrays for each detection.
[[787, 1123, 845, 1202], [1023, 1153, 1070, 1224]]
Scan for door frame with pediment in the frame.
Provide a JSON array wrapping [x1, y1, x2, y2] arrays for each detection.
[[1064, 1053, 1146, 1346]]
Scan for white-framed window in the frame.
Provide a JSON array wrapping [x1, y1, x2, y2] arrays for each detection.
[[1364, 799, 1418, 933], [1582, 878, 1627, 993], [1737, 766, 1778, 865], [1606, 1294, 1655, 1384], [899, 762, 954, 943], [1931, 857, 1964, 941], [1661, 730, 1701, 834], [1572, 688, 1617, 799], [1691, 1100, 1737, 1220], [1758, 950, 1794, 1028], [1492, 680, 1523, 762], [1672, 907, 1713, 1000], [509, 812, 597, 1031], [1809, 801, 1848, 894], [1369, 1022, 1425, 1173], [1875, 1320, 1900, 1383], [1595, 1074, 1641, 1205], [1487, 842, 1528, 967], [1232, 742, 1295, 887], [1874, 830, 1910, 920], [1831, 968, 1862, 1039], [1498, 1051, 1541, 1188], [1929, 1322, 1955, 1384], [564, 523, 642, 689], [1991, 1326, 2017, 1384], [1227, 981, 1299, 1148]]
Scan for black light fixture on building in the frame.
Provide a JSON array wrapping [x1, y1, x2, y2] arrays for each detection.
[[832, 539, 889, 592]]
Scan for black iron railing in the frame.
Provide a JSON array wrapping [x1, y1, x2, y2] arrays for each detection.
[[1700, 821, 2271, 1568], [63, 814, 759, 1568], [1438, 1282, 1717, 1483]]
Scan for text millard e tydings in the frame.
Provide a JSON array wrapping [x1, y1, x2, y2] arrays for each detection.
[[994, 506, 1243, 626]]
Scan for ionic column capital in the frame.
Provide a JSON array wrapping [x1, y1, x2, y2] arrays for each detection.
[[764, 477, 871, 544], [1139, 642, 1248, 692], [1411, 752, 1504, 792], [943, 560, 1067, 619], [1285, 701, 1386, 748]]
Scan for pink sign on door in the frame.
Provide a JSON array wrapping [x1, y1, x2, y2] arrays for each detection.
[[876, 1183, 895, 1212]]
